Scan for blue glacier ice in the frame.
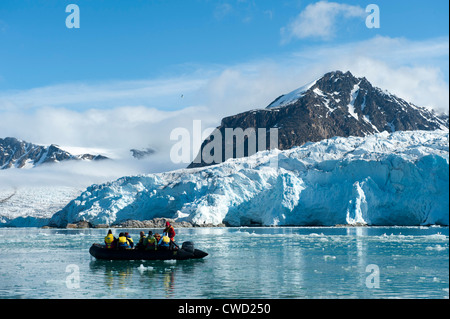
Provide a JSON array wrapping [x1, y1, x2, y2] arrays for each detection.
[[48, 130, 449, 227]]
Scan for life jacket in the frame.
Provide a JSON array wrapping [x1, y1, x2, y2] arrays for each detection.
[[118, 235, 130, 248], [145, 236, 157, 250], [159, 235, 171, 247], [104, 234, 115, 249], [138, 235, 146, 245], [125, 235, 134, 248]]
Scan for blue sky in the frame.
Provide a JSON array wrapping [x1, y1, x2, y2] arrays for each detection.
[[0, 0, 448, 172], [0, 0, 448, 89]]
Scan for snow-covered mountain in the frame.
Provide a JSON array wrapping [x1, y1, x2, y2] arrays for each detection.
[[189, 71, 448, 168], [48, 130, 449, 228], [0, 137, 108, 169]]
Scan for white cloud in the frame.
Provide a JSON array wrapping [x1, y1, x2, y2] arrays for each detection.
[[0, 104, 210, 162], [281, 1, 366, 42]]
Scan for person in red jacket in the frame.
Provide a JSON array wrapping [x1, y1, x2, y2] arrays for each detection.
[[164, 221, 176, 241]]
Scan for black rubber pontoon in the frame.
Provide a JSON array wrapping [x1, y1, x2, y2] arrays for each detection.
[[89, 241, 208, 261]]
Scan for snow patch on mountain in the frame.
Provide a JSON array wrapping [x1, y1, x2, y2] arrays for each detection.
[[347, 82, 360, 120], [48, 130, 449, 228], [266, 79, 317, 108]]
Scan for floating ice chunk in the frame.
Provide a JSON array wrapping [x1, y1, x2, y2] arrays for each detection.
[[137, 264, 154, 274]]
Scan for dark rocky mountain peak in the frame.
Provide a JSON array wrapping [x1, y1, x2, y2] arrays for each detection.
[[188, 70, 448, 168]]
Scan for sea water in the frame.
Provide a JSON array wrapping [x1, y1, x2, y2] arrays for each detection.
[[0, 227, 448, 299]]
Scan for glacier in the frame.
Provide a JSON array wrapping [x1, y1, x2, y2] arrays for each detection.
[[0, 186, 81, 227], [47, 130, 449, 227]]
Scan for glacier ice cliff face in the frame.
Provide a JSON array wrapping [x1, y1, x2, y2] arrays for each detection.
[[49, 130, 449, 227]]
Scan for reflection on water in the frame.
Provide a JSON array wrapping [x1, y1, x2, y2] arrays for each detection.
[[88, 258, 206, 298]]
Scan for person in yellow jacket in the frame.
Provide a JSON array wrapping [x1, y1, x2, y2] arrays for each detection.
[[117, 232, 131, 249], [158, 232, 171, 250], [104, 229, 116, 249]]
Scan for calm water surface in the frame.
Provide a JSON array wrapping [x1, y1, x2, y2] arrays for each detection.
[[0, 227, 448, 299]]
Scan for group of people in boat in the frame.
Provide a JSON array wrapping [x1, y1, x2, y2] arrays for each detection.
[[103, 221, 177, 251]]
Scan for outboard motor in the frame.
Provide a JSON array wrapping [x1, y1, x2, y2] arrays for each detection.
[[181, 241, 195, 253]]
